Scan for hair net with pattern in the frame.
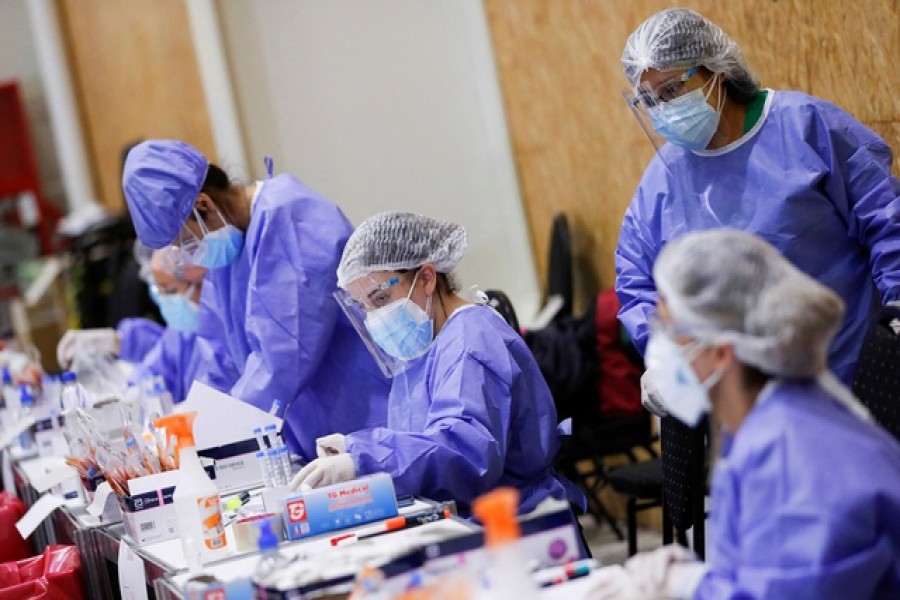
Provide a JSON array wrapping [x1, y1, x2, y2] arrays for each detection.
[[337, 211, 467, 288], [621, 8, 759, 96], [653, 229, 844, 379], [123, 139, 209, 249]]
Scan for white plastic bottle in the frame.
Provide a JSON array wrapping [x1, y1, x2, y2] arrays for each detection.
[[17, 385, 36, 454], [154, 411, 228, 569]]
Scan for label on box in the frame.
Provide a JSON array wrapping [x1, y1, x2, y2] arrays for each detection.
[[120, 485, 179, 546], [282, 472, 398, 540]]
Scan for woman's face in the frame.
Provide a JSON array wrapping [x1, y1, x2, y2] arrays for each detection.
[[637, 67, 718, 109], [346, 266, 437, 314], [656, 299, 722, 389]]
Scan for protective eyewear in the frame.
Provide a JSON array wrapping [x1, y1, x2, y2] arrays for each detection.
[[341, 275, 405, 312], [626, 66, 699, 110], [177, 206, 228, 264]]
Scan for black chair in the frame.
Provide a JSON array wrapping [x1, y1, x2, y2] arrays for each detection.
[[546, 213, 573, 320], [660, 415, 709, 559], [605, 457, 665, 556], [852, 306, 900, 441], [482, 289, 520, 332]]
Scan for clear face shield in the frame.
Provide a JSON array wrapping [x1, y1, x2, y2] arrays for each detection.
[[334, 272, 434, 379], [622, 66, 702, 161]]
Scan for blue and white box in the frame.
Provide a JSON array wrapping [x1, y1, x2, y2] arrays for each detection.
[[282, 473, 398, 541]]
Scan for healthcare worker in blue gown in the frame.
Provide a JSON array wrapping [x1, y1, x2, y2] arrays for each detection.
[[289, 211, 585, 517], [122, 140, 390, 460], [56, 245, 209, 403], [615, 8, 900, 411], [590, 229, 900, 600]]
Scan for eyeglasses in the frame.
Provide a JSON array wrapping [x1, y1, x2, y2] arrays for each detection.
[[340, 275, 404, 312], [629, 66, 699, 109]]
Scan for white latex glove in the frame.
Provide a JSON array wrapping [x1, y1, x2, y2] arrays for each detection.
[[586, 565, 657, 600], [640, 370, 668, 417], [56, 328, 119, 369], [315, 433, 347, 458], [290, 454, 356, 490], [624, 544, 706, 600]]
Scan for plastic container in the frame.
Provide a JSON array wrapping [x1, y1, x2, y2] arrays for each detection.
[[471, 487, 540, 599], [17, 385, 35, 453], [154, 412, 228, 571]]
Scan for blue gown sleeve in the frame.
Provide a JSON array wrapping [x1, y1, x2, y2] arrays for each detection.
[[116, 318, 165, 362], [696, 442, 895, 599], [229, 200, 345, 417], [345, 351, 507, 509], [190, 279, 240, 394], [813, 102, 900, 303], [132, 329, 198, 403], [615, 181, 663, 356]]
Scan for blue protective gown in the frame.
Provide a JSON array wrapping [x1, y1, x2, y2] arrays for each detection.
[[695, 379, 900, 598], [616, 91, 900, 385], [131, 328, 199, 404], [117, 318, 164, 363], [345, 305, 581, 517], [195, 174, 390, 460]]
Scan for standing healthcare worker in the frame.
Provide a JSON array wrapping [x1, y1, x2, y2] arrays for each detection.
[[290, 212, 583, 517], [590, 229, 900, 599], [615, 8, 900, 412], [122, 140, 390, 460]]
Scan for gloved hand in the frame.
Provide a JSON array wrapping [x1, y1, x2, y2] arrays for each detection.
[[588, 545, 706, 600], [315, 433, 347, 458], [290, 454, 356, 490], [640, 370, 668, 417], [56, 328, 119, 369]]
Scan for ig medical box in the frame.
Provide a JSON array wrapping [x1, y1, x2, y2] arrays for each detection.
[[282, 473, 398, 541]]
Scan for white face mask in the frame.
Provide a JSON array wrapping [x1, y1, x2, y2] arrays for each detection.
[[645, 331, 723, 426]]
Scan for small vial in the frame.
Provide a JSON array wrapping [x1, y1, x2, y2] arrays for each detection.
[[267, 448, 285, 486], [256, 451, 273, 488], [276, 446, 292, 484]]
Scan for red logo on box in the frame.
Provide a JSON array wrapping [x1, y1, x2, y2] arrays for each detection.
[[204, 590, 226, 600], [287, 499, 308, 523]]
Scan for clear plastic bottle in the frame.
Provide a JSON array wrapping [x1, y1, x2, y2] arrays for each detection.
[[17, 384, 36, 453], [253, 518, 290, 598], [153, 375, 174, 416], [2, 366, 20, 424], [60, 371, 86, 412]]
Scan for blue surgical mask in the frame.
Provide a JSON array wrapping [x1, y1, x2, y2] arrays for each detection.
[[157, 288, 200, 332], [364, 274, 433, 360], [194, 225, 244, 269], [648, 77, 722, 151]]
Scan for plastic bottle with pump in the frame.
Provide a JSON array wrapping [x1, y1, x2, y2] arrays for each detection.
[[471, 487, 541, 599], [154, 412, 228, 569]]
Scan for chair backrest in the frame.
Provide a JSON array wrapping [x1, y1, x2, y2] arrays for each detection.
[[482, 289, 520, 333], [660, 416, 708, 533], [852, 306, 900, 442], [546, 213, 573, 319]]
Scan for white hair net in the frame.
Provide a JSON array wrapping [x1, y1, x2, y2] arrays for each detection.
[[622, 8, 759, 97], [337, 212, 467, 288], [653, 229, 844, 379]]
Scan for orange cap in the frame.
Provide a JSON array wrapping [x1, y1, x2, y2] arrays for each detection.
[[154, 411, 197, 448], [471, 487, 520, 547]]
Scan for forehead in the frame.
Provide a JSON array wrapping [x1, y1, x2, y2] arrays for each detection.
[[638, 68, 684, 89]]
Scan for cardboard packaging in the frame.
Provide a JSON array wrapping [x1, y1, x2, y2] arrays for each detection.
[[118, 470, 180, 546]]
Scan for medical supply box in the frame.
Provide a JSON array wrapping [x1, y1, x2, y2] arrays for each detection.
[[281, 472, 398, 541], [118, 470, 181, 546]]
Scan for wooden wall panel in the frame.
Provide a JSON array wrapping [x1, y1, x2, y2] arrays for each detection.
[[485, 0, 900, 307], [57, 0, 215, 212]]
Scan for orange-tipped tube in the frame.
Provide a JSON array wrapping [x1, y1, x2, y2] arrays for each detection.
[[154, 412, 197, 466], [472, 487, 520, 547]]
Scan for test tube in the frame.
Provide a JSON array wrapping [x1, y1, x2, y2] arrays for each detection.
[[256, 450, 273, 488], [276, 446, 292, 484], [264, 424, 279, 450], [269, 399, 281, 417], [253, 426, 266, 451], [267, 448, 285, 486]]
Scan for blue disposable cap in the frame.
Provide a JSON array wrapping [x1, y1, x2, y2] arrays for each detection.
[[257, 519, 279, 551], [18, 384, 33, 404], [2, 367, 11, 384], [60, 371, 76, 383], [264, 424, 277, 432]]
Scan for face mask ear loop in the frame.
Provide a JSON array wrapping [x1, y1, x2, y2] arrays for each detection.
[[191, 207, 211, 237]]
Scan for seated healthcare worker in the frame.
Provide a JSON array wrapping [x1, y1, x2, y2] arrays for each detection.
[[290, 211, 584, 516], [56, 245, 209, 403], [615, 8, 900, 411], [590, 229, 900, 600], [122, 140, 390, 459]]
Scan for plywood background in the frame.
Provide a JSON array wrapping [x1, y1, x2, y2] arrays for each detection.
[[57, 0, 216, 212], [485, 0, 900, 310]]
